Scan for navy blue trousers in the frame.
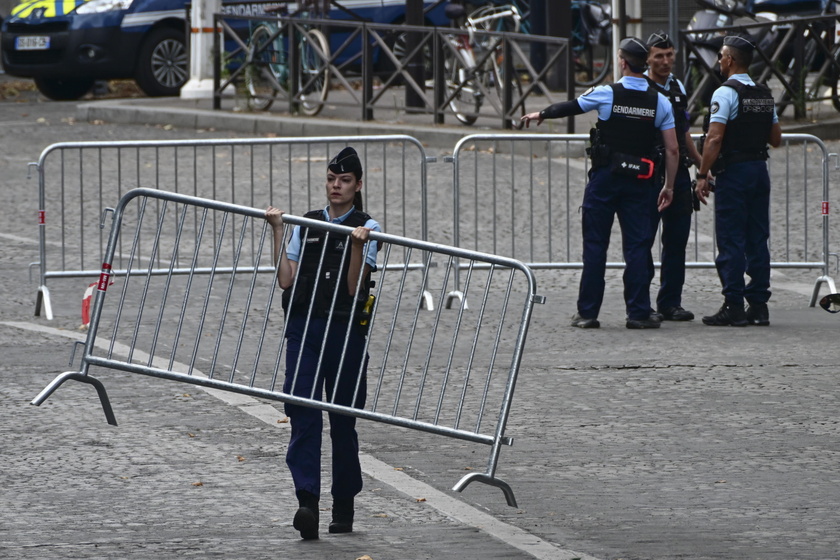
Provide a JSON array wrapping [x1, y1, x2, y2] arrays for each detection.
[[578, 167, 655, 321], [713, 161, 772, 306], [649, 164, 693, 311], [283, 315, 368, 499]]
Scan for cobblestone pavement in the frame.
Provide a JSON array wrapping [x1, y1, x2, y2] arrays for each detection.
[[2, 75, 840, 560]]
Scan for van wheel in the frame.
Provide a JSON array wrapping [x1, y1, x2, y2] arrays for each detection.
[[136, 27, 188, 96], [34, 77, 94, 101]]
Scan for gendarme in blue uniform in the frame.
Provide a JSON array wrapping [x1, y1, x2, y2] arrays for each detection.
[[708, 73, 777, 307], [577, 75, 675, 322], [283, 206, 380, 501], [644, 71, 695, 313]]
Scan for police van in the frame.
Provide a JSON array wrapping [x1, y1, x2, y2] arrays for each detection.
[[0, 0, 449, 100]]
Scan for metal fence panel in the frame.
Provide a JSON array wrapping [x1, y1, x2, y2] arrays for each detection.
[[449, 132, 836, 303], [32, 135, 430, 319], [32, 188, 543, 507], [214, 13, 574, 130]]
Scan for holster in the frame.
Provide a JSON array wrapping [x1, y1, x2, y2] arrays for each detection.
[[587, 127, 612, 168], [653, 144, 666, 186]]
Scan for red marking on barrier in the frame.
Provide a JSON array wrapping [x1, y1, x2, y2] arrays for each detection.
[[82, 276, 114, 329], [38, 210, 45, 225], [97, 263, 113, 292], [823, 201, 829, 215], [81, 282, 96, 329]]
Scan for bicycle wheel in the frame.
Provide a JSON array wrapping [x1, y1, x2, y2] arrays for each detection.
[[829, 49, 840, 112], [247, 24, 286, 111], [298, 28, 330, 116], [445, 47, 481, 125], [574, 40, 611, 87]]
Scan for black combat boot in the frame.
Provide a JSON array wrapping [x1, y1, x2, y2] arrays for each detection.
[[702, 302, 748, 326], [745, 301, 770, 326], [328, 496, 354, 534], [293, 489, 319, 540]]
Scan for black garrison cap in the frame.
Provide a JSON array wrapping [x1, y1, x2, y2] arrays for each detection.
[[723, 33, 756, 52], [619, 37, 649, 59], [328, 147, 362, 176], [646, 30, 674, 49]]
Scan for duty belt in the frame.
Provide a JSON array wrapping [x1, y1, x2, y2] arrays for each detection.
[[721, 151, 768, 166]]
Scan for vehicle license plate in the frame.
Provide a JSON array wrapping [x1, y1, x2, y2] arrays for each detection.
[[15, 36, 50, 50]]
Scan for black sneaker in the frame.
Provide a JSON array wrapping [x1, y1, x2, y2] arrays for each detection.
[[626, 317, 661, 329], [649, 310, 664, 323], [702, 303, 748, 326], [659, 306, 695, 321], [571, 313, 600, 328], [746, 301, 770, 326]]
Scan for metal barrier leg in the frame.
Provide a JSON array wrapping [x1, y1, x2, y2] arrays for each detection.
[[421, 290, 435, 311], [31, 371, 118, 426], [445, 291, 466, 309], [809, 275, 838, 307], [35, 285, 53, 320], [452, 472, 518, 508]]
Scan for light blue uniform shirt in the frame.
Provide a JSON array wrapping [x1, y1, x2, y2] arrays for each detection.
[[709, 73, 779, 124], [644, 72, 688, 96], [287, 207, 381, 269], [577, 75, 676, 131]]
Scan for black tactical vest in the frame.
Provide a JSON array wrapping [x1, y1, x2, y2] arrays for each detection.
[[284, 208, 373, 320], [719, 78, 773, 161], [596, 83, 659, 158], [648, 76, 689, 161]]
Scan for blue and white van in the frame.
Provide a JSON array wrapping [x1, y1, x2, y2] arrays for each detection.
[[0, 0, 450, 100]]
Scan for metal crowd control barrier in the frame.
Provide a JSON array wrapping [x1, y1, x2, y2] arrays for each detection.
[[31, 188, 544, 507], [448, 132, 836, 305], [30, 135, 430, 319]]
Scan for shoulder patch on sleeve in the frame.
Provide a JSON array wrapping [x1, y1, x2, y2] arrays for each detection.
[[710, 101, 720, 114], [582, 86, 596, 97]]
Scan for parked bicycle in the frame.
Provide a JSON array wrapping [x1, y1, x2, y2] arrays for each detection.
[[441, 1, 526, 126], [571, 0, 613, 86], [475, 0, 613, 87], [245, 6, 330, 115]]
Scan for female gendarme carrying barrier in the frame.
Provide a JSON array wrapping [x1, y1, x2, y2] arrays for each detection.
[[265, 147, 381, 540]]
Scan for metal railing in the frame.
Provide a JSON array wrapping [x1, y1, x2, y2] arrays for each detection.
[[213, 13, 574, 130], [447, 132, 836, 305], [30, 135, 431, 319], [31, 188, 544, 507], [679, 12, 840, 121]]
